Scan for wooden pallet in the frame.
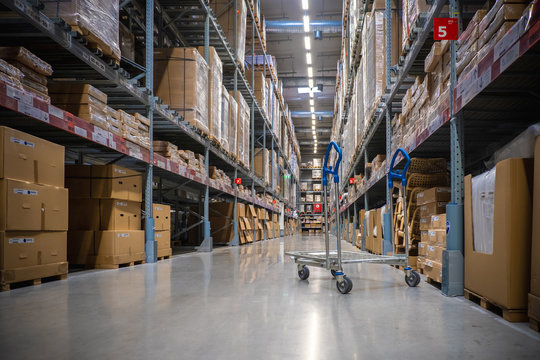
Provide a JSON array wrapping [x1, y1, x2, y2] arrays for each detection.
[[88, 253, 146, 270], [464, 289, 528, 322], [157, 248, 172, 261], [1, 262, 68, 292], [70, 24, 121, 63], [529, 317, 540, 332], [426, 276, 442, 290]]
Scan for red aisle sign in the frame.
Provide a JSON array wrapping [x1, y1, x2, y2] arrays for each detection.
[[434, 18, 459, 40], [349, 178, 355, 184], [314, 204, 321, 212], [234, 178, 241, 185]]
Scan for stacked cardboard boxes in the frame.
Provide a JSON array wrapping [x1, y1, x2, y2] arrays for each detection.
[[209, 0, 247, 68], [0, 47, 53, 104], [530, 136, 540, 328], [0, 126, 68, 289], [230, 90, 250, 168], [153, 203, 171, 258], [66, 164, 144, 268], [154, 48, 210, 135], [417, 211, 447, 283], [220, 85, 230, 153], [254, 148, 270, 184], [197, 46, 223, 144]]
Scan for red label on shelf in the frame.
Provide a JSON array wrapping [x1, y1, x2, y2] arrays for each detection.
[[272, 199, 276, 204], [349, 178, 355, 184], [234, 178, 242, 185], [314, 204, 321, 212], [434, 18, 459, 40]]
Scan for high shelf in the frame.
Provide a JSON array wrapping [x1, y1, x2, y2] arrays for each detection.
[[332, 0, 540, 294], [299, 167, 325, 232], [0, 0, 300, 258]]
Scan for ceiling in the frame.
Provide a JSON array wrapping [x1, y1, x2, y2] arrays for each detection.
[[261, 0, 342, 161]]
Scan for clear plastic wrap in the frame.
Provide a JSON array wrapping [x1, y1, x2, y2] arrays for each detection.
[[119, 22, 135, 62], [154, 48, 210, 135], [119, 110, 138, 129], [8, 60, 46, 85], [471, 167, 496, 254], [0, 47, 52, 76], [355, 63, 364, 144], [211, 0, 246, 66], [135, 113, 150, 126], [42, 0, 120, 60], [21, 78, 49, 95], [237, 93, 250, 168], [198, 46, 222, 142], [228, 92, 238, 159], [220, 85, 230, 153], [21, 83, 50, 103], [272, 150, 278, 191], [0, 58, 23, 79]]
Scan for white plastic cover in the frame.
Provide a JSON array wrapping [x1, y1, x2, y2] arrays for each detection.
[[488, 123, 540, 167], [471, 167, 496, 254]]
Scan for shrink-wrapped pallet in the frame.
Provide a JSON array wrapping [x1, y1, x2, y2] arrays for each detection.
[[228, 91, 238, 159], [209, 0, 247, 67], [154, 48, 210, 135], [220, 85, 230, 153], [198, 46, 222, 143]]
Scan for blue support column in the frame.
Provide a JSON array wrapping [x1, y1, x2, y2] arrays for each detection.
[[231, 168, 240, 246], [443, 0, 464, 296], [144, 0, 156, 263], [384, 0, 394, 256]]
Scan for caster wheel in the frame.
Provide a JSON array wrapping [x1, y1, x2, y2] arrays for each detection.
[[331, 269, 337, 277], [298, 265, 310, 280], [405, 270, 421, 287], [336, 276, 353, 294]]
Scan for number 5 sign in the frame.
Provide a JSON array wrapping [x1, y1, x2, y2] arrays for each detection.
[[434, 18, 459, 40]]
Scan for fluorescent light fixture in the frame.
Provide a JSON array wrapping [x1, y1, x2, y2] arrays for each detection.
[[307, 67, 313, 78], [304, 36, 311, 50], [297, 86, 321, 94], [308, 79, 314, 88], [312, 125, 315, 130], [309, 92, 314, 98], [312, 120, 316, 125], [310, 106, 315, 113], [302, 0, 308, 10], [303, 15, 310, 32], [306, 52, 312, 65], [314, 149, 317, 154], [309, 99, 314, 106], [311, 114, 315, 120]]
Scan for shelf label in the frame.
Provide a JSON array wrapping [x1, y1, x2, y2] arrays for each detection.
[[74, 125, 87, 138], [500, 42, 519, 73], [349, 178, 355, 184], [10, 136, 34, 148], [7, 85, 32, 105], [14, 188, 38, 195], [9, 237, 34, 244], [48, 105, 64, 120], [434, 18, 459, 40], [157, 160, 166, 169], [314, 204, 322, 212], [234, 178, 242, 185], [18, 101, 49, 123], [92, 126, 108, 146]]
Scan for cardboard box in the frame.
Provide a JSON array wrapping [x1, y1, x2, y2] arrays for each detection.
[[531, 137, 540, 297], [529, 293, 540, 323], [0, 126, 64, 187], [67, 230, 94, 264], [418, 242, 426, 256], [419, 201, 447, 218], [0, 179, 68, 231], [94, 230, 144, 257], [197, 46, 222, 142], [416, 187, 451, 205], [254, 148, 270, 181], [426, 244, 444, 263], [427, 229, 446, 247], [1, 231, 66, 269], [424, 260, 442, 282], [464, 158, 533, 310], [154, 48, 209, 134], [99, 199, 141, 230], [153, 203, 171, 231], [155, 230, 170, 250], [430, 213, 446, 230], [419, 216, 430, 231], [69, 198, 100, 230]]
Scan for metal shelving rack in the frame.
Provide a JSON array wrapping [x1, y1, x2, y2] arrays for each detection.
[[299, 167, 324, 232], [0, 0, 300, 259], [333, 0, 540, 295]]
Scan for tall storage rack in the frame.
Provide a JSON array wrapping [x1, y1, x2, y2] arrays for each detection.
[[299, 167, 324, 233], [0, 0, 299, 261], [333, 0, 540, 295]]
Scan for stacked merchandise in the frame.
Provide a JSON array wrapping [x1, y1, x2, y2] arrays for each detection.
[[154, 48, 210, 136], [0, 127, 68, 290], [119, 111, 151, 150], [153, 141, 184, 165], [271, 150, 279, 191], [356, 209, 366, 249], [365, 207, 384, 254], [220, 85, 230, 153], [49, 83, 110, 133], [119, 22, 135, 62], [43, 0, 121, 61], [401, 0, 432, 53], [246, 69, 267, 117], [392, 158, 448, 258], [66, 164, 144, 268], [209, 166, 232, 186], [228, 91, 238, 160], [208, 202, 241, 244], [230, 90, 250, 168], [254, 148, 270, 185], [197, 46, 222, 144], [153, 203, 171, 259], [179, 150, 207, 176], [209, 0, 247, 68], [0, 47, 53, 104], [415, 187, 451, 281]]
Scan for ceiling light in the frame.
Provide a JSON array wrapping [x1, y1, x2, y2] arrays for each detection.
[[307, 67, 313, 78], [306, 52, 312, 65], [312, 120, 316, 125], [308, 79, 314, 88], [312, 125, 315, 130], [302, 0, 308, 10], [303, 15, 310, 32], [310, 106, 315, 113], [304, 36, 311, 50], [309, 99, 314, 106], [309, 92, 314, 98], [314, 149, 317, 154], [311, 114, 315, 120]]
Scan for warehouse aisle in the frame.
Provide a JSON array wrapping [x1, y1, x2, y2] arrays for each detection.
[[1, 234, 539, 359]]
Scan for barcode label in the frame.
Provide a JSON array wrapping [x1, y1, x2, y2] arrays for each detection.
[[14, 188, 38, 195], [10, 136, 34, 148], [48, 105, 64, 119], [117, 233, 129, 238], [9, 237, 34, 244]]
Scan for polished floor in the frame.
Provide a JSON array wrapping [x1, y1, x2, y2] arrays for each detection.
[[1, 234, 539, 359]]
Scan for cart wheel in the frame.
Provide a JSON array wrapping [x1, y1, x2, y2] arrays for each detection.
[[405, 271, 421, 287], [298, 265, 310, 280], [331, 269, 337, 277], [336, 276, 353, 294]]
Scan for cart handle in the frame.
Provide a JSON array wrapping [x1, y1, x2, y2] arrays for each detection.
[[322, 141, 342, 185], [388, 148, 411, 188]]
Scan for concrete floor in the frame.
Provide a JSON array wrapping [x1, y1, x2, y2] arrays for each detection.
[[1, 234, 540, 359]]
